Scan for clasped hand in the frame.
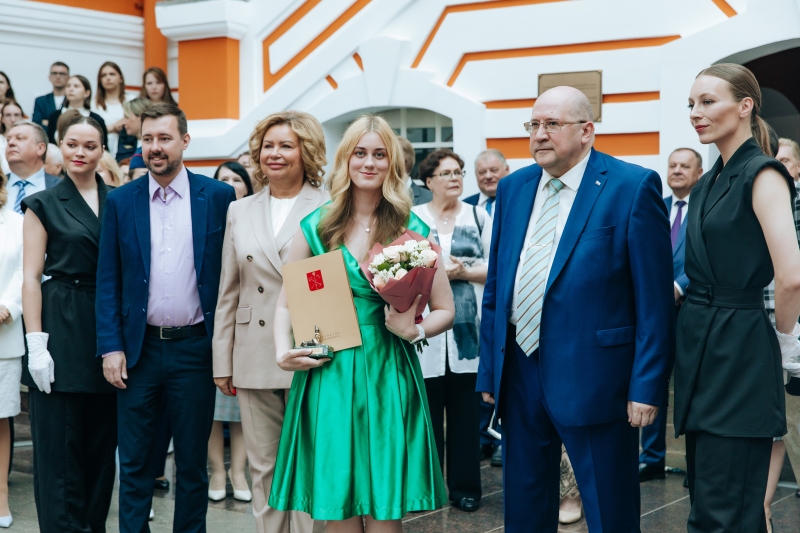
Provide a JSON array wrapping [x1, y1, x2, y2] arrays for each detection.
[[384, 294, 422, 342]]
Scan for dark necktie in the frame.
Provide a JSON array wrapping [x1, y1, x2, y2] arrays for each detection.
[[485, 197, 495, 216], [671, 200, 686, 249]]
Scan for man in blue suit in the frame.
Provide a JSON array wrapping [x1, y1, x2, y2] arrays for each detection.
[[477, 87, 673, 532], [463, 148, 509, 217], [31, 62, 69, 128], [96, 104, 236, 533], [638, 148, 702, 483]]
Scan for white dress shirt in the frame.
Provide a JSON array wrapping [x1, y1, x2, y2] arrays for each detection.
[[6, 167, 47, 212], [510, 151, 591, 324]]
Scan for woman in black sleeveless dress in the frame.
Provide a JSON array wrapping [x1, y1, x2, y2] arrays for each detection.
[[21, 116, 117, 532], [674, 64, 800, 533]]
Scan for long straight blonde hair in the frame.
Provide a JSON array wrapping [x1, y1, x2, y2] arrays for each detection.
[[318, 114, 412, 255]]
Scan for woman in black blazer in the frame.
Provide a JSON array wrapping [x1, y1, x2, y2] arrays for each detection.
[[21, 115, 116, 532], [46, 75, 107, 148], [674, 64, 800, 533]]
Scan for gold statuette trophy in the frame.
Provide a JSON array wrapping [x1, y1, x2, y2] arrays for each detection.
[[300, 326, 333, 359]]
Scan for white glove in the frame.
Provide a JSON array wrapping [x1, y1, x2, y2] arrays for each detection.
[[27, 332, 54, 394], [775, 323, 800, 378]]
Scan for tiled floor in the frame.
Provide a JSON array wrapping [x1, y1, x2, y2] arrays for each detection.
[[7, 410, 800, 532]]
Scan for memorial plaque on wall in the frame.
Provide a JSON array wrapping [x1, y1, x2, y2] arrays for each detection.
[[538, 71, 602, 122]]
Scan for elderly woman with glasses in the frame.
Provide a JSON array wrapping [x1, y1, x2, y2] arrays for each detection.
[[411, 148, 492, 513]]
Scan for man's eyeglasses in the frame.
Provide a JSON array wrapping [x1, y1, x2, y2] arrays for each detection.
[[50, 72, 69, 77], [524, 120, 587, 134], [432, 170, 466, 180]]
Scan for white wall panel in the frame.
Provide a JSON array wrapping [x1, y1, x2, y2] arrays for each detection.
[[329, 55, 364, 83], [453, 47, 662, 102], [268, 0, 351, 73], [416, 0, 727, 84]]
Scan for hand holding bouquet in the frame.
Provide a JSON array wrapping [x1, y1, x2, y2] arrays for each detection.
[[359, 229, 442, 351]]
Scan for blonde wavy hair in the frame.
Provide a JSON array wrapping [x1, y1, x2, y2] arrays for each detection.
[[0, 167, 7, 210], [248, 110, 326, 189], [318, 114, 412, 255]]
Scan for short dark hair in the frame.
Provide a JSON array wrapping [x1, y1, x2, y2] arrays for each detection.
[[51, 62, 69, 72], [140, 103, 188, 137], [62, 115, 105, 148], [214, 161, 254, 197], [419, 148, 465, 187], [670, 147, 703, 169]]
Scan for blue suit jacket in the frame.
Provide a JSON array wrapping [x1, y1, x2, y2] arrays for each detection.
[[95, 170, 236, 367], [664, 196, 689, 294], [463, 193, 479, 206], [32, 93, 62, 127], [476, 149, 674, 427]]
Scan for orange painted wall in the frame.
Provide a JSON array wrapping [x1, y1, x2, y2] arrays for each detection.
[[488, 133, 660, 158], [178, 38, 240, 120], [144, 0, 168, 75], [33, 0, 142, 16]]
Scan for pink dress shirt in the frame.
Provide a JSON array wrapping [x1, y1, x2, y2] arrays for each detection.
[[146, 168, 204, 327]]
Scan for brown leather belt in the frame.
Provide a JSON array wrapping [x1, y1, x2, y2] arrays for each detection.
[[145, 323, 206, 340]]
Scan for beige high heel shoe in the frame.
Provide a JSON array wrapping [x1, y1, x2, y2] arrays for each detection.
[[558, 500, 583, 524]]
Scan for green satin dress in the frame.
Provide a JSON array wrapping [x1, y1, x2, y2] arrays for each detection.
[[268, 206, 447, 520]]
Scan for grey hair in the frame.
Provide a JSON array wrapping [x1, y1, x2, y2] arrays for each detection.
[[670, 147, 703, 168], [9, 119, 48, 161], [475, 149, 507, 169], [46, 143, 62, 165]]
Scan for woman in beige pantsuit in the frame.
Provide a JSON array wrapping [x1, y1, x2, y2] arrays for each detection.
[[213, 111, 329, 533]]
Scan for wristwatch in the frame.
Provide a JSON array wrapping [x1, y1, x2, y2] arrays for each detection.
[[410, 324, 426, 345]]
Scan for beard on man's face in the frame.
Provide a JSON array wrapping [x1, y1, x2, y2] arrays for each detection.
[[147, 155, 180, 177]]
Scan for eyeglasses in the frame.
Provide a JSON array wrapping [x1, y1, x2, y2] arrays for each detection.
[[524, 120, 587, 134], [432, 170, 466, 180], [50, 72, 69, 77]]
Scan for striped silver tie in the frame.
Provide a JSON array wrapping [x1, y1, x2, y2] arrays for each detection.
[[515, 178, 564, 356], [13, 180, 30, 215]]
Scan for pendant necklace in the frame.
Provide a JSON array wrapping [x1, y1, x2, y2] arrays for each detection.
[[355, 215, 374, 233], [435, 205, 454, 225]]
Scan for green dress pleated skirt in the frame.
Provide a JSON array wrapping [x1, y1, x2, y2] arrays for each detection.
[[268, 207, 447, 520]]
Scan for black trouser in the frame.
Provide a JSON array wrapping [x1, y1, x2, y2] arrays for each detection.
[[424, 358, 482, 501], [29, 389, 118, 533], [686, 431, 771, 533]]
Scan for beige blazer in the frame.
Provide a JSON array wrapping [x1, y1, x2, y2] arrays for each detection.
[[213, 182, 330, 389]]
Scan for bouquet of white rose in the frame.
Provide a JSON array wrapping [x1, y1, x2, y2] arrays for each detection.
[[358, 229, 442, 350]]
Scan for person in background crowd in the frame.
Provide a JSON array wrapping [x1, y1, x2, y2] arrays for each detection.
[[32, 62, 69, 128], [5, 120, 61, 214], [397, 135, 432, 205], [639, 147, 703, 486], [56, 109, 82, 150], [761, 135, 800, 532], [213, 161, 253, 200], [98, 150, 124, 187], [46, 75, 108, 148], [478, 87, 673, 533], [22, 115, 117, 532], [413, 148, 490, 513], [118, 156, 131, 178], [205, 161, 254, 504], [0, 72, 14, 108], [139, 67, 177, 106], [119, 98, 153, 153], [214, 111, 329, 533], [674, 64, 800, 533], [236, 150, 259, 190], [96, 104, 236, 533], [43, 143, 63, 177], [0, 171, 24, 530], [1, 100, 25, 176], [93, 62, 127, 158], [464, 149, 509, 217], [464, 149, 509, 468], [126, 150, 148, 183]]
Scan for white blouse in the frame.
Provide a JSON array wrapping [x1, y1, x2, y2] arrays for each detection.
[[0, 135, 9, 175], [270, 195, 298, 236], [0, 208, 25, 358], [91, 101, 124, 157], [411, 201, 493, 377]]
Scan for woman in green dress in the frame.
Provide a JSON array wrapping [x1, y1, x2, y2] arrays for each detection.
[[269, 114, 455, 532]]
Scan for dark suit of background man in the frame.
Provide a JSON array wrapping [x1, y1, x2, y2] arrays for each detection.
[[638, 148, 703, 483], [397, 135, 432, 205], [4, 121, 61, 215], [31, 62, 69, 129], [96, 104, 236, 533], [464, 148, 510, 467], [477, 87, 674, 533]]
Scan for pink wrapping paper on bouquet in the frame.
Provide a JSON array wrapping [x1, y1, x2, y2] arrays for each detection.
[[358, 229, 442, 323]]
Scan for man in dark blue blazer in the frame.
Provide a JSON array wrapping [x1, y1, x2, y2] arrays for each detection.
[[477, 87, 673, 532], [96, 104, 236, 533], [31, 62, 69, 128], [638, 148, 701, 483]]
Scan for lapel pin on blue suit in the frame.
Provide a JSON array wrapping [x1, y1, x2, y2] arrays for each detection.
[[596, 181, 601, 186]]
